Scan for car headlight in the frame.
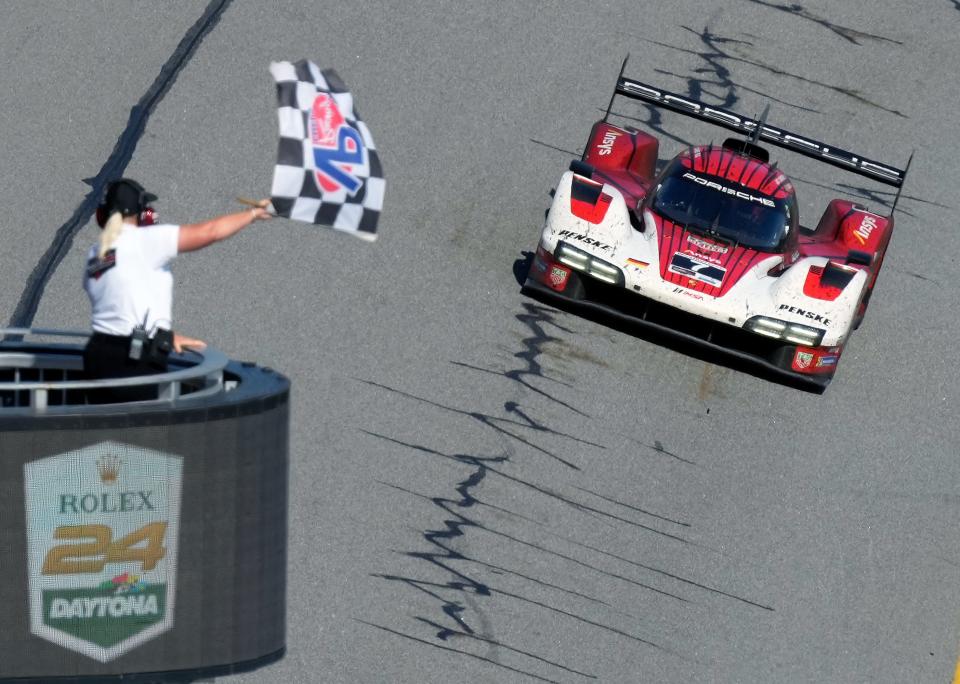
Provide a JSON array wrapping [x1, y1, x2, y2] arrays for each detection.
[[744, 316, 825, 346], [555, 241, 624, 286]]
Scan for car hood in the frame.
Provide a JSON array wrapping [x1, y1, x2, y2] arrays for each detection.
[[654, 214, 781, 297]]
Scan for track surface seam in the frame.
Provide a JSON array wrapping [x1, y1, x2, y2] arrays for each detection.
[[7, 0, 234, 331]]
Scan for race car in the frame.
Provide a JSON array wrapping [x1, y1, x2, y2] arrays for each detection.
[[522, 65, 910, 389]]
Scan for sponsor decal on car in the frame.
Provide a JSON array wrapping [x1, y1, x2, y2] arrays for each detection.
[[684, 249, 722, 265], [687, 235, 729, 254], [682, 172, 775, 207], [669, 252, 725, 287], [597, 129, 621, 156], [794, 351, 814, 370], [778, 304, 831, 325], [24, 442, 183, 662], [853, 214, 878, 245], [548, 265, 570, 289], [672, 286, 704, 300], [816, 355, 838, 367], [557, 230, 612, 251]]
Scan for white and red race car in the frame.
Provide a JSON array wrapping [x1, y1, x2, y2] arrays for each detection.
[[523, 68, 911, 389]]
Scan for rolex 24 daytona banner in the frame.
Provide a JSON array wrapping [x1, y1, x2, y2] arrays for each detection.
[[269, 59, 384, 241]]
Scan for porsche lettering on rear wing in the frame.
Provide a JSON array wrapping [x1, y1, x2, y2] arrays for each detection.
[[612, 76, 908, 188]]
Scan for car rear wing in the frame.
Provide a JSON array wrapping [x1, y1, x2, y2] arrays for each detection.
[[604, 59, 910, 194]]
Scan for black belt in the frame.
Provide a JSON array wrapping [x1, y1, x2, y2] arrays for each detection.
[[88, 329, 173, 363], [89, 331, 134, 346]]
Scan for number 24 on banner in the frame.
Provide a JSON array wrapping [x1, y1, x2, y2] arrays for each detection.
[[42, 522, 168, 574]]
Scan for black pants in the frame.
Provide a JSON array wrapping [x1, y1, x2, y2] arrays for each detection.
[[83, 332, 168, 404]]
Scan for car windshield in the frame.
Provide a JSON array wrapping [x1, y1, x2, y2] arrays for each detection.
[[651, 166, 791, 252]]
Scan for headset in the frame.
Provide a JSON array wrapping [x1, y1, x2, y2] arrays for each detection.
[[95, 179, 158, 228]]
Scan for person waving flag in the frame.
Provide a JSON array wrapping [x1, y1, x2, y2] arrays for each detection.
[[269, 59, 384, 241]]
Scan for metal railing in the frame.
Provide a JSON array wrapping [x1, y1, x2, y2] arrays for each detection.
[[0, 328, 230, 413]]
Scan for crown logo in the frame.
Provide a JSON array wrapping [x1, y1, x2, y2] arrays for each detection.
[[96, 455, 122, 484]]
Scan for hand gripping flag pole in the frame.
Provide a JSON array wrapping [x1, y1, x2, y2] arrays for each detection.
[[268, 60, 384, 241]]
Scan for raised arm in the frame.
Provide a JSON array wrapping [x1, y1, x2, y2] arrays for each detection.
[[177, 201, 272, 253]]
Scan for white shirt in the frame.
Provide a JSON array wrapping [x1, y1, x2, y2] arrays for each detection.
[[84, 223, 180, 336]]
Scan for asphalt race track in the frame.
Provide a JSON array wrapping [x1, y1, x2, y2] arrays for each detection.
[[5, 1, 960, 682]]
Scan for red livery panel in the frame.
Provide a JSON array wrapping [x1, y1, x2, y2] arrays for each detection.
[[839, 210, 889, 253], [583, 122, 659, 187]]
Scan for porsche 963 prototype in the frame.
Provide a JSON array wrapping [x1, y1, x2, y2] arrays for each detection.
[[523, 65, 911, 389]]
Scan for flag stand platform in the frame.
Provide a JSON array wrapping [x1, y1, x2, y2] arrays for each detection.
[[0, 328, 289, 684]]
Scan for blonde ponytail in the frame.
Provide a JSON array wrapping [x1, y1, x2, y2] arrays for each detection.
[[98, 212, 124, 259]]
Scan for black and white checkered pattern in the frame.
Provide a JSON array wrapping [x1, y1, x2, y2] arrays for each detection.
[[269, 60, 384, 241]]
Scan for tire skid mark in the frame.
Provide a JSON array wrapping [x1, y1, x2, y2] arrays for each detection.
[[478, 522, 688, 602], [361, 301, 771, 676], [485, 586, 677, 654], [573, 486, 691, 528], [412, 619, 598, 679], [651, 68, 820, 113], [552, 534, 775, 611], [607, 25, 810, 145], [739, 0, 903, 45], [452, 360, 575, 391], [357, 382, 594, 470], [467, 557, 617, 609], [366, 430, 691, 544], [529, 138, 583, 158], [645, 439, 699, 466], [643, 26, 907, 119], [363, 434, 692, 634], [357, 621, 562, 684], [360, 303, 684, 676], [791, 175, 951, 218]]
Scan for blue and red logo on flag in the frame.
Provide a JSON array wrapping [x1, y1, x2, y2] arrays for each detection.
[[309, 93, 365, 196]]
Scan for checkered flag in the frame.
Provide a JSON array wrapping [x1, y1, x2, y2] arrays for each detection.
[[269, 60, 384, 241]]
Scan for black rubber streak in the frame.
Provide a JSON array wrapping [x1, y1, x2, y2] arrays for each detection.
[[360, 301, 774, 678], [644, 26, 908, 119], [606, 26, 816, 148], [790, 175, 951, 220], [552, 533, 774, 611], [739, 0, 903, 45], [529, 138, 582, 158], [357, 621, 563, 684], [7, 0, 234, 329], [359, 302, 686, 678], [357, 379, 597, 470]]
